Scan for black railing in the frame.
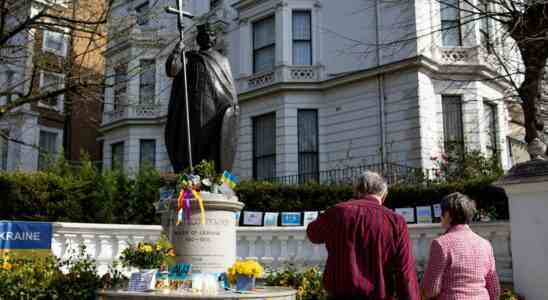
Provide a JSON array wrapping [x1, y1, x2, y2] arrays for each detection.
[[258, 163, 427, 186]]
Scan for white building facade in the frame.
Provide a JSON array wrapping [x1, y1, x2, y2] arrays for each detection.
[[102, 0, 513, 180]]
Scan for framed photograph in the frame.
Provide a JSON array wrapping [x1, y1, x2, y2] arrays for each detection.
[[416, 206, 433, 224], [263, 212, 279, 227], [281, 212, 302, 226], [395, 208, 415, 223], [243, 211, 263, 226], [433, 204, 442, 218], [303, 211, 319, 226]]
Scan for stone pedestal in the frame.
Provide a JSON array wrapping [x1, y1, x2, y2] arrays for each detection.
[[97, 287, 297, 300], [162, 192, 244, 274], [497, 159, 548, 300]]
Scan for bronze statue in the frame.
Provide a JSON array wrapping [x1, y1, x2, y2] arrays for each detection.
[[165, 23, 240, 173]]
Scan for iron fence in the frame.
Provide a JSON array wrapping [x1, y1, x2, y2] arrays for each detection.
[[258, 163, 428, 186]]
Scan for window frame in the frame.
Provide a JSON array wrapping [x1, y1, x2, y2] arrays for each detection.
[[139, 139, 156, 168], [440, 0, 462, 47], [297, 109, 319, 183], [37, 129, 60, 170], [483, 100, 498, 156], [42, 27, 69, 57], [292, 10, 312, 66], [252, 15, 276, 74], [441, 94, 464, 153], [139, 59, 156, 104], [0, 129, 8, 171], [114, 64, 128, 112], [1, 70, 15, 105], [252, 112, 276, 180], [111, 141, 125, 170], [38, 71, 65, 112], [135, 1, 150, 26]]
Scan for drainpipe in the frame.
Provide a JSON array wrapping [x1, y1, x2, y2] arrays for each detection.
[[374, 0, 387, 166]]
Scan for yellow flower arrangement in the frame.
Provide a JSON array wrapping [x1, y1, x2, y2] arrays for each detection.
[[227, 260, 264, 282]]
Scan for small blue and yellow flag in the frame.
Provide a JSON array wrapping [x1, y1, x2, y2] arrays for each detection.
[[221, 171, 239, 189]]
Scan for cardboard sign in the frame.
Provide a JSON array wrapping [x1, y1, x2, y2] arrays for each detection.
[[281, 212, 302, 226], [395, 208, 415, 223], [169, 262, 192, 280], [416, 206, 433, 224], [243, 211, 263, 226], [263, 212, 279, 227], [303, 211, 319, 226], [0, 221, 52, 266]]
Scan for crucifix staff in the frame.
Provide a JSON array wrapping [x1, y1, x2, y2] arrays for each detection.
[[165, 0, 194, 172]]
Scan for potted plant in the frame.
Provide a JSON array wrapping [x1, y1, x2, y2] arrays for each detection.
[[227, 260, 264, 291]]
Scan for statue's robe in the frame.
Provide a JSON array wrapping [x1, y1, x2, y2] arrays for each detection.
[[165, 48, 240, 173]]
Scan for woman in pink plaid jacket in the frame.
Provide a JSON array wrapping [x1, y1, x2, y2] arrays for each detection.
[[421, 192, 501, 300]]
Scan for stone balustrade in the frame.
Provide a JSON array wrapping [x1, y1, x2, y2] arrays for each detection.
[[52, 222, 512, 282], [238, 65, 323, 92], [102, 104, 166, 125]]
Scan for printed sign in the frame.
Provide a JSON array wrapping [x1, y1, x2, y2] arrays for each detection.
[[0, 221, 52, 266], [128, 269, 156, 292], [395, 208, 415, 223], [159, 187, 175, 202], [281, 212, 302, 226], [416, 206, 433, 224], [243, 211, 263, 226], [263, 212, 279, 227], [433, 204, 442, 218], [303, 211, 319, 226]]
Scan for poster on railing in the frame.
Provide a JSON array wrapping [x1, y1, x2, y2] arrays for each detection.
[[263, 212, 279, 227], [281, 212, 302, 226], [395, 208, 415, 223], [0, 221, 52, 267], [416, 206, 433, 224], [242, 211, 263, 226], [303, 211, 319, 227]]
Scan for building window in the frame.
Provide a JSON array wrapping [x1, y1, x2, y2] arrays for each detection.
[[43, 29, 68, 56], [440, 0, 462, 46], [39, 71, 64, 110], [136, 1, 150, 26], [479, 0, 491, 52], [298, 109, 319, 183], [38, 130, 58, 170], [211, 0, 221, 8], [253, 113, 276, 180], [253, 16, 275, 73], [442, 95, 464, 153], [111, 142, 124, 170], [0, 130, 8, 171], [292, 11, 312, 66], [139, 139, 156, 168], [139, 59, 155, 104], [114, 65, 127, 112], [1, 71, 15, 104], [484, 101, 498, 156]]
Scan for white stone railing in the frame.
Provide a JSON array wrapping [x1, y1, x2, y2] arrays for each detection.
[[238, 65, 323, 92], [433, 45, 501, 68], [52, 222, 512, 282], [102, 104, 166, 125]]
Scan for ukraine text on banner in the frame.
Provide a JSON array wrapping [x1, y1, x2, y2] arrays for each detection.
[[0, 221, 52, 268]]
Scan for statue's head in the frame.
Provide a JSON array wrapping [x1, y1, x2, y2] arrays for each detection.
[[196, 23, 216, 50]]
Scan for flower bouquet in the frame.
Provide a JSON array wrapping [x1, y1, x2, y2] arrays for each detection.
[[120, 236, 176, 291], [227, 260, 264, 291]]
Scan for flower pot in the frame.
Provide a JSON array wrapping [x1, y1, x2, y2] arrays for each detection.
[[236, 274, 255, 291]]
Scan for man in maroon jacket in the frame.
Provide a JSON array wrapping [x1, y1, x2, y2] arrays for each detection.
[[307, 171, 420, 300]]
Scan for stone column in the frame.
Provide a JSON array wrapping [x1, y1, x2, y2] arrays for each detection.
[[163, 193, 244, 274], [497, 159, 548, 299]]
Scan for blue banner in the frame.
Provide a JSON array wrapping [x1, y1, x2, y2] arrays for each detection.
[[0, 221, 52, 250]]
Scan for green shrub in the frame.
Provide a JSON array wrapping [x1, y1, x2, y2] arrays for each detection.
[[0, 247, 101, 300]]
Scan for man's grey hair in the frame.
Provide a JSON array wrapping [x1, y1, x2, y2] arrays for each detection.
[[353, 171, 388, 198]]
